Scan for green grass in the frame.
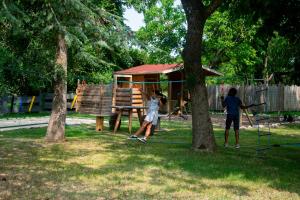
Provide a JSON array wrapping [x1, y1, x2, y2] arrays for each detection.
[[0, 119, 299, 200], [0, 112, 50, 119], [0, 112, 96, 119]]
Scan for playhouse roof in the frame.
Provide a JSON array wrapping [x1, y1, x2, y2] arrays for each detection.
[[114, 64, 222, 76]]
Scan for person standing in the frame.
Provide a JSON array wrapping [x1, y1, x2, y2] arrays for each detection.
[[221, 88, 253, 148]]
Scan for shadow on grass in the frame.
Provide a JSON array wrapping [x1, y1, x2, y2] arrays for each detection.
[[0, 122, 299, 199]]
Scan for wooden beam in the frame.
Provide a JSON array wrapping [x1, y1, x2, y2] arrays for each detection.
[[168, 80, 172, 121], [96, 116, 104, 131], [180, 71, 184, 113], [114, 110, 122, 133]]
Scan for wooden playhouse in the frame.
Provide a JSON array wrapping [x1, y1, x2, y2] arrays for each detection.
[[113, 63, 222, 114], [75, 64, 222, 132]]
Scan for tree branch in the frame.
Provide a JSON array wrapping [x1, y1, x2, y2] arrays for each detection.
[[205, 0, 222, 18], [47, 2, 64, 32]]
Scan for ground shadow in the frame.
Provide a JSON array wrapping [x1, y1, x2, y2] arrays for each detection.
[[0, 122, 299, 199]]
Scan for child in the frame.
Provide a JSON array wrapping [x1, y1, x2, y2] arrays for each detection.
[[128, 88, 166, 143], [221, 88, 253, 148]]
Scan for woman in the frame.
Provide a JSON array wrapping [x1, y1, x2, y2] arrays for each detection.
[[128, 88, 166, 143]]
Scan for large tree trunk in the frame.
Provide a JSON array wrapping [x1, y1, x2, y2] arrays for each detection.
[[190, 84, 216, 151], [181, 0, 221, 151], [45, 34, 67, 142]]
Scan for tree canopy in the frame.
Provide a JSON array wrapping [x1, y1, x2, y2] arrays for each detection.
[[135, 0, 186, 63], [0, 0, 136, 95], [131, 0, 300, 85], [1, 0, 299, 97]]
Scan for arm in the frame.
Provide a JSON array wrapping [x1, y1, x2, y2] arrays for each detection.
[[241, 103, 264, 109], [139, 88, 150, 100], [240, 101, 254, 109], [160, 95, 167, 105], [240, 105, 250, 109]]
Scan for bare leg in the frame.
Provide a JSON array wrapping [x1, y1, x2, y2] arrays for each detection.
[[144, 124, 152, 139], [134, 121, 150, 136], [225, 129, 229, 144], [235, 129, 239, 145]]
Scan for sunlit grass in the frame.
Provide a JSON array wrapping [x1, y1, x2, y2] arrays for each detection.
[[0, 112, 96, 119], [0, 119, 299, 199]]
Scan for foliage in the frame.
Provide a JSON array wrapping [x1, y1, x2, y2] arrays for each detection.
[[267, 33, 299, 85], [203, 11, 262, 84], [226, 0, 300, 85], [0, 0, 134, 95], [128, 0, 300, 85], [135, 0, 186, 63], [0, 43, 15, 94], [124, 0, 158, 12]]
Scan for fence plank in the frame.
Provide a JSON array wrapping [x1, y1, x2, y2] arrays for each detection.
[[206, 85, 300, 112], [1, 85, 299, 114]]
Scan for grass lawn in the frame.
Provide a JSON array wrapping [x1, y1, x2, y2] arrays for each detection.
[[0, 119, 299, 200], [0, 112, 96, 119]]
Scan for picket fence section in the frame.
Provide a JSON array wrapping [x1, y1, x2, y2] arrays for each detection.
[[207, 85, 300, 112]]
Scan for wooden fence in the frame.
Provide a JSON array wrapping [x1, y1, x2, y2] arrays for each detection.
[[76, 84, 113, 116], [207, 85, 300, 112], [0, 85, 299, 114], [0, 93, 76, 114]]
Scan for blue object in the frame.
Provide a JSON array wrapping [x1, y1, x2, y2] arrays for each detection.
[[224, 96, 242, 115]]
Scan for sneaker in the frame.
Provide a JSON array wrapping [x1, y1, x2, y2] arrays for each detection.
[[138, 137, 147, 143], [224, 143, 229, 148], [235, 144, 240, 149], [128, 135, 138, 140]]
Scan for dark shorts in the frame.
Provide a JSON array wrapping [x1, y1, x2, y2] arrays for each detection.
[[226, 114, 240, 130]]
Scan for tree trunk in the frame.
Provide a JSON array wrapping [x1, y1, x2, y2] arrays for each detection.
[[45, 34, 67, 142], [181, 0, 219, 151]]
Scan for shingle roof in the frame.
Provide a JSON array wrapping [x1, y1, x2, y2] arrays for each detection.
[[114, 64, 222, 76]]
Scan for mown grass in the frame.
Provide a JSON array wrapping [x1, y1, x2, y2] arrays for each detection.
[[0, 112, 50, 119], [0, 112, 96, 119], [0, 118, 299, 200]]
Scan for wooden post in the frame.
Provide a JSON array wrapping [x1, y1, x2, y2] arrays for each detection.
[[96, 116, 104, 131], [112, 75, 117, 113], [128, 88, 133, 133], [129, 76, 133, 88], [239, 85, 244, 127], [137, 108, 143, 126], [180, 72, 184, 113], [142, 82, 145, 115], [128, 109, 133, 134], [168, 81, 172, 120], [114, 110, 122, 133], [243, 108, 253, 127]]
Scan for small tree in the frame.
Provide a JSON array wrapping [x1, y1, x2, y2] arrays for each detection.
[[1, 0, 128, 142], [45, 33, 68, 141]]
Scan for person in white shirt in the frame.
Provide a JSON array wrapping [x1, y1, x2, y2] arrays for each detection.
[[128, 88, 166, 143]]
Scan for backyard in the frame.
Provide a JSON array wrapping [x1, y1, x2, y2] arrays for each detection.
[[1, 1, 300, 199], [0, 116, 299, 200]]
